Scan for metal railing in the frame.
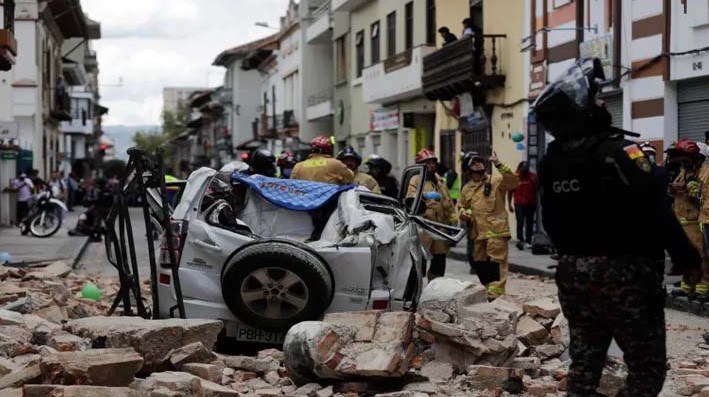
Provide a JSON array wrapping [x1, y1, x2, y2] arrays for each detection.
[[310, 0, 330, 17]]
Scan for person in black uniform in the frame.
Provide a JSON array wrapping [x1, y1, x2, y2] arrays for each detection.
[[249, 148, 277, 177], [365, 155, 399, 199], [534, 57, 703, 397]]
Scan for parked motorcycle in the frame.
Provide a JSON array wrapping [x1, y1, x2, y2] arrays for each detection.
[[19, 190, 67, 238]]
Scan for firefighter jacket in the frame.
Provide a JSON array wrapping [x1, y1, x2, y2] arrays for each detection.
[[291, 154, 354, 185], [697, 163, 709, 224], [458, 163, 518, 241], [671, 166, 706, 225], [354, 171, 381, 193], [406, 174, 457, 254]]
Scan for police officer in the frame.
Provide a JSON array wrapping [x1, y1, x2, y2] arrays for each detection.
[[337, 145, 381, 193], [534, 57, 702, 397], [457, 151, 518, 299], [406, 149, 457, 280], [291, 136, 354, 185]]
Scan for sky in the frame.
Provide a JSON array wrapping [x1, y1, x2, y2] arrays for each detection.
[[82, 0, 291, 126]]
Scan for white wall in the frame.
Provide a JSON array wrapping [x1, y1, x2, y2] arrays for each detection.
[[670, 0, 709, 81], [229, 61, 261, 146]]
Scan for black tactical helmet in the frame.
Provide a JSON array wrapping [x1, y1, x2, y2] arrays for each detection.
[[336, 145, 362, 166], [532, 57, 611, 141], [365, 154, 392, 175], [250, 148, 277, 177]]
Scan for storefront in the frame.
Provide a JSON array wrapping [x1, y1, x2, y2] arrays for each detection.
[[678, 77, 709, 143]]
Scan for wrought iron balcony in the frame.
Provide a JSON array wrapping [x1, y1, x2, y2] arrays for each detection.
[[422, 34, 507, 101]]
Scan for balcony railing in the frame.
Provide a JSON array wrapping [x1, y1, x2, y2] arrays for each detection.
[[50, 88, 72, 122], [308, 89, 332, 107], [260, 111, 299, 137], [422, 34, 507, 101]]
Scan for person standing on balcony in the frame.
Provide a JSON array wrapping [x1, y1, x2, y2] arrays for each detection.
[[438, 27, 458, 46], [462, 18, 475, 38]]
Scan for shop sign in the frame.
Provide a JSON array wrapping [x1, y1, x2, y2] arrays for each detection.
[[370, 107, 399, 132]]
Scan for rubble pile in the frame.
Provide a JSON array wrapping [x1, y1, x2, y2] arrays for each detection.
[[0, 265, 644, 396], [671, 356, 709, 396]]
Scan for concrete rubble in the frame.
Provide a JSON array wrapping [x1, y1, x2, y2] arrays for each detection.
[[0, 264, 706, 396]]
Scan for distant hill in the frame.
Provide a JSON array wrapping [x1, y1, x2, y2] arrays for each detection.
[[103, 125, 160, 160]]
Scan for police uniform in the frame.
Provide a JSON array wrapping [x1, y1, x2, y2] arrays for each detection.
[[354, 171, 381, 193], [457, 163, 518, 298], [540, 135, 701, 397], [291, 154, 354, 185], [406, 174, 457, 278]]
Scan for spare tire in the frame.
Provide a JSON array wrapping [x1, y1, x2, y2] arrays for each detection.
[[221, 240, 334, 332]]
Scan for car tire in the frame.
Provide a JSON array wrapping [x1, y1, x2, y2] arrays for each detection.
[[221, 240, 334, 333]]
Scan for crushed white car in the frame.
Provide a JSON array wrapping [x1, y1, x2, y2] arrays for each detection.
[[154, 165, 464, 345]]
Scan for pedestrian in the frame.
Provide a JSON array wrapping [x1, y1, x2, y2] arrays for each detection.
[[507, 161, 538, 250], [291, 136, 354, 241], [667, 138, 709, 299], [365, 154, 399, 199], [66, 172, 78, 211], [47, 170, 66, 201], [462, 18, 475, 38], [277, 150, 297, 179], [457, 151, 517, 299], [29, 169, 44, 193], [437, 26, 458, 46], [337, 145, 381, 193], [534, 56, 702, 397], [407, 149, 457, 280], [444, 162, 460, 204], [12, 172, 33, 224]]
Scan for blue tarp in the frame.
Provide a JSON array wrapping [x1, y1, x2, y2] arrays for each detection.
[[231, 173, 355, 211]]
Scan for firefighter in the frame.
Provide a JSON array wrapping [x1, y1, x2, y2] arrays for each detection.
[[458, 151, 518, 299], [668, 138, 709, 299], [337, 145, 381, 193], [406, 149, 457, 280], [277, 150, 297, 179], [291, 136, 354, 185]]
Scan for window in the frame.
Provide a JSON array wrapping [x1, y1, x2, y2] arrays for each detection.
[[371, 134, 381, 155], [336, 36, 347, 83], [355, 30, 365, 78], [426, 0, 436, 45], [405, 2, 414, 49], [387, 12, 396, 57], [356, 137, 366, 154], [371, 21, 380, 65]]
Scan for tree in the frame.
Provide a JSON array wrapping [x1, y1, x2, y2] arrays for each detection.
[[162, 102, 191, 139], [133, 129, 169, 154], [101, 159, 127, 179]]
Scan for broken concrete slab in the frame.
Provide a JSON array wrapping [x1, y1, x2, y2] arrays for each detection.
[[40, 347, 144, 386], [550, 313, 570, 347], [139, 371, 240, 396], [181, 362, 221, 383], [420, 361, 455, 381], [22, 385, 144, 397], [516, 316, 549, 346], [222, 355, 280, 374], [324, 311, 380, 342], [166, 341, 215, 369], [64, 317, 223, 371], [23, 261, 72, 280], [523, 298, 561, 319], [47, 332, 91, 352], [0, 364, 41, 389]]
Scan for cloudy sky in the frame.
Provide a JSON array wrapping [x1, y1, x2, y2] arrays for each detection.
[[82, 0, 291, 126]]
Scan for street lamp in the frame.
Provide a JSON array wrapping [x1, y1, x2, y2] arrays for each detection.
[[254, 22, 279, 30]]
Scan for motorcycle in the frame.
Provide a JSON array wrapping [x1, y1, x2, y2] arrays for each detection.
[[19, 190, 67, 238]]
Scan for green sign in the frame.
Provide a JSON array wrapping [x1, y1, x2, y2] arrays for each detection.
[[0, 152, 18, 160]]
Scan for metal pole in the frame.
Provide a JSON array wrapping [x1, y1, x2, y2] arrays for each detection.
[[135, 151, 160, 318]]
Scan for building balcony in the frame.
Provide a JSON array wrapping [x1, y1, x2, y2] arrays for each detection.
[[50, 89, 72, 122], [362, 45, 437, 104], [85, 52, 98, 73], [331, 0, 372, 12], [61, 117, 93, 135], [0, 29, 17, 72], [422, 35, 507, 101], [306, 3, 331, 44], [260, 111, 299, 137], [306, 90, 333, 121]]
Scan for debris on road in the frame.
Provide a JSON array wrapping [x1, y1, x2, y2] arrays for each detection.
[[0, 266, 706, 396]]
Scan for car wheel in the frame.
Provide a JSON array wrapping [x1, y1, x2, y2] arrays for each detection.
[[221, 241, 334, 333]]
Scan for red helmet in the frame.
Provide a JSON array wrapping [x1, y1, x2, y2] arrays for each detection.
[[277, 150, 297, 168], [675, 138, 700, 155], [415, 149, 437, 164], [310, 136, 333, 154]]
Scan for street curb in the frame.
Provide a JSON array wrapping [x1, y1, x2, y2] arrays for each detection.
[[70, 237, 90, 269], [448, 250, 557, 278], [449, 250, 709, 318]]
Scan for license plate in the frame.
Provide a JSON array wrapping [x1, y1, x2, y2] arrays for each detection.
[[228, 321, 285, 344]]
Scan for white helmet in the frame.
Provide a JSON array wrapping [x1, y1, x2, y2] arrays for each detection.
[[219, 160, 250, 174]]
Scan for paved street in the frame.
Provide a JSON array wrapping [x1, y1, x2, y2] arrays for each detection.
[[75, 207, 153, 278], [0, 210, 86, 263]]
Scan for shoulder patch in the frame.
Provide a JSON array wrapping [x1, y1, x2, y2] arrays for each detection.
[[623, 144, 644, 160], [635, 157, 652, 173]]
